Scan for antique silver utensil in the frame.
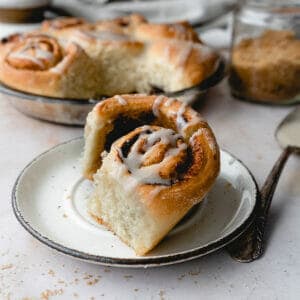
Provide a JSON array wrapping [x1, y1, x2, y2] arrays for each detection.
[[227, 107, 300, 262]]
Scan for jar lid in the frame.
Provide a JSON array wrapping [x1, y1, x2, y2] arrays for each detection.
[[245, 0, 299, 8], [238, 1, 300, 27]]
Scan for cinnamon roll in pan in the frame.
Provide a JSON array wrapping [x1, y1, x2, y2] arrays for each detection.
[[0, 34, 96, 99], [0, 56, 226, 125], [83, 95, 220, 255], [0, 14, 221, 99]]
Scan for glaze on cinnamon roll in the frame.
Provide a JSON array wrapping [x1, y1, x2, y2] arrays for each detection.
[[83, 95, 220, 255], [6, 35, 62, 71], [94, 14, 147, 32], [115, 125, 189, 185], [41, 17, 88, 39], [42, 17, 86, 30], [0, 34, 96, 98], [133, 21, 201, 42]]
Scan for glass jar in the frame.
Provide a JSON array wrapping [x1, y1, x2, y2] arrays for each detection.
[[229, 0, 300, 104], [0, 0, 51, 23]]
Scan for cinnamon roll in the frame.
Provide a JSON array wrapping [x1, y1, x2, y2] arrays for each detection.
[[0, 34, 96, 98], [42, 17, 86, 30], [41, 17, 88, 38], [94, 14, 147, 32], [68, 25, 145, 96], [0, 14, 219, 99], [66, 18, 216, 96], [83, 95, 220, 255], [133, 21, 201, 42]]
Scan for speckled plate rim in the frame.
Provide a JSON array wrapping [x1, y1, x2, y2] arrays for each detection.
[[0, 57, 227, 105], [11, 137, 259, 268]]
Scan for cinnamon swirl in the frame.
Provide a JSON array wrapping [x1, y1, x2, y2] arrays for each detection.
[[0, 34, 96, 98], [83, 95, 220, 255]]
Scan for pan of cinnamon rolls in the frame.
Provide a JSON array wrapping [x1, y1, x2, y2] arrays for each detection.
[[0, 14, 226, 125]]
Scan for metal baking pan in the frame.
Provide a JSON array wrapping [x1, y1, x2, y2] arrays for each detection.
[[0, 57, 227, 126]]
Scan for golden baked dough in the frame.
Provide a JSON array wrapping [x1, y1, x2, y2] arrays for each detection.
[[42, 17, 87, 31], [133, 20, 201, 42], [0, 14, 219, 99], [0, 34, 96, 99], [83, 94, 220, 255]]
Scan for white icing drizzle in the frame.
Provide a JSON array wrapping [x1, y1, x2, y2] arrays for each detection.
[[9, 52, 45, 68], [81, 30, 129, 41], [172, 23, 186, 34], [177, 44, 193, 67], [182, 117, 200, 133], [174, 41, 213, 68], [35, 48, 54, 60], [114, 95, 127, 105], [193, 43, 213, 59], [9, 41, 55, 69], [156, 98, 203, 134], [190, 128, 217, 153], [152, 95, 164, 117], [176, 102, 188, 129], [190, 128, 201, 144], [101, 151, 108, 159], [148, 185, 165, 198], [164, 98, 175, 107], [116, 126, 187, 186], [118, 164, 140, 192], [168, 101, 203, 133], [49, 56, 70, 73], [106, 159, 139, 192], [50, 43, 73, 74], [163, 26, 202, 65]]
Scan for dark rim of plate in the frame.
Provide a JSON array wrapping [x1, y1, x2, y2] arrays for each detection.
[[0, 57, 227, 106], [11, 137, 259, 267]]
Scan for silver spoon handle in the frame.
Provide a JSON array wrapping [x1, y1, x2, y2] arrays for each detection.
[[261, 146, 295, 214], [227, 146, 294, 262]]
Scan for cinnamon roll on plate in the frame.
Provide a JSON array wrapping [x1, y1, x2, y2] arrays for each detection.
[[83, 95, 220, 255], [12, 96, 258, 265]]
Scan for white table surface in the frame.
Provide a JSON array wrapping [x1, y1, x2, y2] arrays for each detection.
[[0, 80, 299, 300]]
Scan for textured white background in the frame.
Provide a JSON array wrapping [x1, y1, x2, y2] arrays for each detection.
[[0, 80, 299, 299]]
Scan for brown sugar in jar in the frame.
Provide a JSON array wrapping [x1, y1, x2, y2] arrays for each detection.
[[229, 30, 300, 103]]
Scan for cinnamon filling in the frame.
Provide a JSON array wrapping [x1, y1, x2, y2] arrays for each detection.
[[116, 126, 191, 186], [104, 113, 155, 152]]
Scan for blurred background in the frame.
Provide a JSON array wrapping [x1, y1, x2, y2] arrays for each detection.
[[0, 0, 238, 49]]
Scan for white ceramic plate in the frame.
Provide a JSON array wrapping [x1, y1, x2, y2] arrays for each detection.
[[12, 138, 258, 268]]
